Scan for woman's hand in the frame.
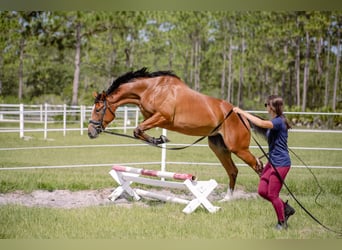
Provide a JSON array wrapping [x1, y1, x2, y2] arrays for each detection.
[[233, 107, 242, 114], [233, 106, 273, 129]]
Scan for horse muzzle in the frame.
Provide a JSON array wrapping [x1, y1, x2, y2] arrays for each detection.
[[88, 120, 103, 139]]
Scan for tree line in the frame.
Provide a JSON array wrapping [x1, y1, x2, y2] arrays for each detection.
[[0, 11, 341, 111]]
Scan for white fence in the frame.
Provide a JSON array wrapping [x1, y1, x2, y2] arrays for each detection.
[[0, 104, 341, 171], [1, 104, 342, 139], [0, 103, 140, 139]]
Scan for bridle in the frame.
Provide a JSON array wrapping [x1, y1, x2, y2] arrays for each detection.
[[89, 98, 115, 134]]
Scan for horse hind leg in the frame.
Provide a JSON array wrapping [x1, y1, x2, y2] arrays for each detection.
[[234, 148, 264, 176], [208, 134, 238, 201]]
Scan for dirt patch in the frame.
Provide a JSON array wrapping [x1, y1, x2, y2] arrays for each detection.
[[0, 189, 114, 209], [0, 185, 258, 209]]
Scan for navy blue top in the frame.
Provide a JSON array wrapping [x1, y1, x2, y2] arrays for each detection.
[[266, 116, 291, 167]]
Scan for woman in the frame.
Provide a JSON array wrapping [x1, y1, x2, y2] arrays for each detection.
[[233, 95, 295, 230]]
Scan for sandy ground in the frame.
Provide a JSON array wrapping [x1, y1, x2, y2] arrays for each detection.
[[0, 186, 258, 209]]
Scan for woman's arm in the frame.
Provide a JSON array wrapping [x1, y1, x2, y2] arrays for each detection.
[[233, 107, 273, 129]]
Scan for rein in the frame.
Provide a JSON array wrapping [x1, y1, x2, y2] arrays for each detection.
[[103, 109, 234, 151], [103, 129, 206, 150], [237, 113, 342, 235]]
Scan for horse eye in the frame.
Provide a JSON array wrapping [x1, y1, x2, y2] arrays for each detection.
[[95, 103, 104, 112]]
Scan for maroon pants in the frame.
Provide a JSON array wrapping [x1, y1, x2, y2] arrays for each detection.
[[258, 162, 290, 222]]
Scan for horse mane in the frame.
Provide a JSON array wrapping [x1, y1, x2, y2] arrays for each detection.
[[106, 67, 180, 95]]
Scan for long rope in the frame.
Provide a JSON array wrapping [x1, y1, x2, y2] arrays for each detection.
[[252, 135, 341, 235], [238, 113, 341, 234], [102, 110, 341, 234], [287, 147, 324, 206]]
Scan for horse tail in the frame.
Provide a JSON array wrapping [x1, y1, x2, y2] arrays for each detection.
[[235, 112, 267, 139], [248, 114, 268, 140]]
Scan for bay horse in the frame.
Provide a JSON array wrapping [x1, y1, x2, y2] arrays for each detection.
[[88, 67, 263, 200]]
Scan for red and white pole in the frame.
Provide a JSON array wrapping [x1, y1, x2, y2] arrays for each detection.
[[112, 165, 196, 181]]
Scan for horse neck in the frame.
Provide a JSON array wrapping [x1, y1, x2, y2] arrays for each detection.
[[107, 80, 148, 107]]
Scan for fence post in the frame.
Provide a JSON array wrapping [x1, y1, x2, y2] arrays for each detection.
[[19, 103, 24, 138], [80, 105, 84, 135], [63, 104, 67, 136], [124, 106, 128, 133], [44, 103, 48, 140], [40, 104, 43, 122], [135, 107, 139, 127], [161, 128, 167, 179]]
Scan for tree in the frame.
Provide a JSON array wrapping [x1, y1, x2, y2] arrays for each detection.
[[0, 12, 13, 95], [1, 11, 341, 111], [8, 11, 42, 101], [332, 19, 341, 111], [37, 11, 109, 105]]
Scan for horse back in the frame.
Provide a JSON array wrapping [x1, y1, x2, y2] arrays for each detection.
[[141, 76, 234, 135]]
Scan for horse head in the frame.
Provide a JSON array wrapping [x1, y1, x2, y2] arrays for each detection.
[[88, 91, 116, 139]]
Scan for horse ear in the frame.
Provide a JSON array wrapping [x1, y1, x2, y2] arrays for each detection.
[[92, 91, 98, 98]]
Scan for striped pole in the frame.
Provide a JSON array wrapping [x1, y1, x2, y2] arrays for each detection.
[[112, 165, 196, 181]]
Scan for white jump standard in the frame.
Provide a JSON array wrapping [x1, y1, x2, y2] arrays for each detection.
[[108, 165, 220, 214]]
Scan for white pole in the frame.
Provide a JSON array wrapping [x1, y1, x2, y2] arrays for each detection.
[[63, 104, 67, 136], [124, 106, 128, 133], [40, 104, 43, 122], [135, 108, 139, 127], [135, 188, 189, 205], [80, 105, 84, 136], [44, 103, 48, 140], [19, 104, 24, 138], [161, 129, 167, 178]]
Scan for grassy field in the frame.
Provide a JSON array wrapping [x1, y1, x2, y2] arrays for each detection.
[[0, 128, 341, 239]]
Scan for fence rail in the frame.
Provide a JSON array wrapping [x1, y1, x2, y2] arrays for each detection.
[[1, 104, 341, 139], [1, 104, 341, 172], [0, 103, 140, 139]]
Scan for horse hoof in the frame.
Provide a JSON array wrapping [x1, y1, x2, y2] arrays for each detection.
[[151, 135, 170, 145], [218, 192, 234, 202], [219, 196, 232, 203], [256, 159, 264, 176], [159, 135, 170, 144]]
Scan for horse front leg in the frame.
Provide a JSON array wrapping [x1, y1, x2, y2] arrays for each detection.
[[133, 113, 171, 145], [134, 127, 169, 145]]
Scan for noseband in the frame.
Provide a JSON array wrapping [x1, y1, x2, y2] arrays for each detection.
[[89, 99, 115, 134]]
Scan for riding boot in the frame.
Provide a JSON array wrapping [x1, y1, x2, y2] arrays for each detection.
[[275, 221, 288, 230], [284, 200, 296, 223]]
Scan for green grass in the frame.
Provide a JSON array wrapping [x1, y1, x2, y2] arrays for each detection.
[[0, 129, 341, 239], [0, 193, 340, 239]]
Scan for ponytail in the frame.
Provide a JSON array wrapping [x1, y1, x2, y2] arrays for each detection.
[[267, 95, 292, 130]]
